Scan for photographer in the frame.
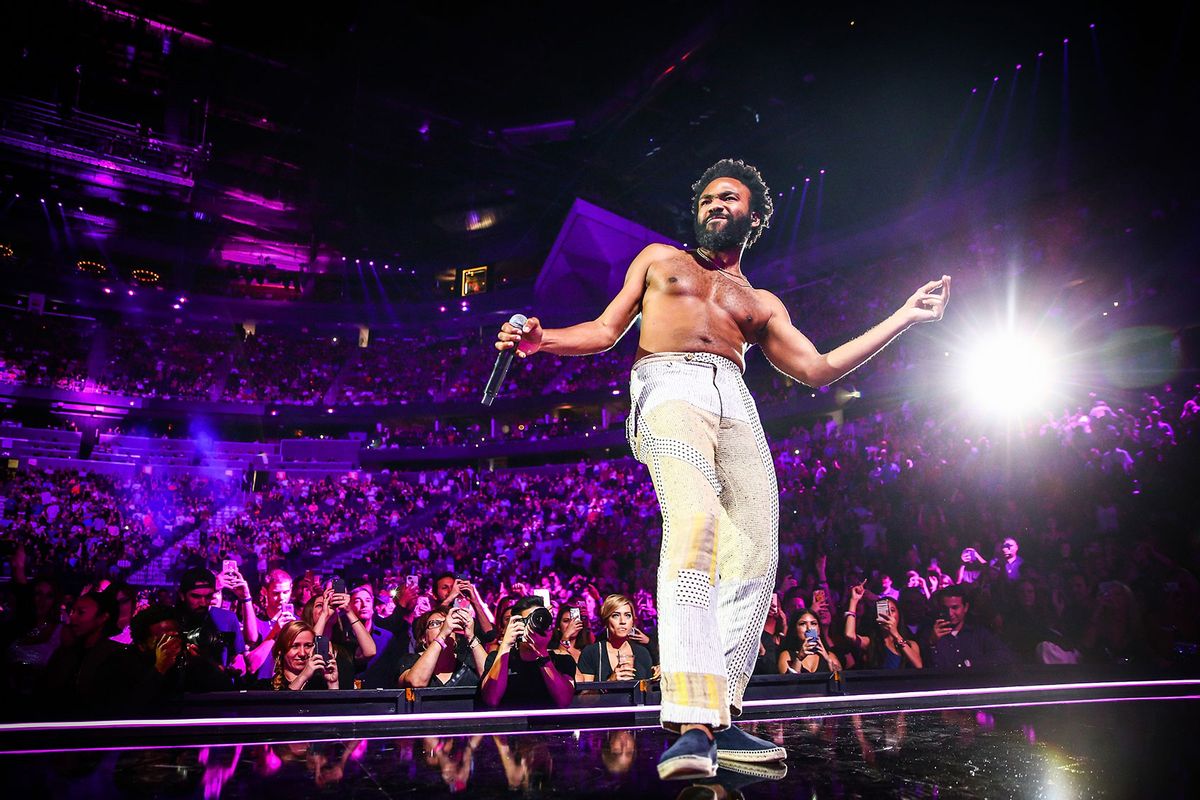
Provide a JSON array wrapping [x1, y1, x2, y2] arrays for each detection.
[[928, 585, 1014, 669], [478, 596, 575, 709], [129, 604, 228, 698], [175, 567, 247, 675]]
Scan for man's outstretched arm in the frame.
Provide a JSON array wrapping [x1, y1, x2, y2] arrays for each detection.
[[494, 243, 667, 357], [759, 275, 951, 388]]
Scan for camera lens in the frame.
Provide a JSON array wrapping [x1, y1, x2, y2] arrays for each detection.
[[526, 607, 553, 636]]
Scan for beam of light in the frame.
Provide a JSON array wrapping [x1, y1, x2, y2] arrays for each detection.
[[959, 79, 998, 182], [957, 329, 1059, 417], [787, 179, 810, 254]]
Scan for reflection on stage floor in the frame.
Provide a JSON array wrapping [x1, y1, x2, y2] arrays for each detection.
[[2, 697, 1196, 798]]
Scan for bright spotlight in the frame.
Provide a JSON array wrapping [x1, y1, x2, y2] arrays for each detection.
[[959, 332, 1057, 416]]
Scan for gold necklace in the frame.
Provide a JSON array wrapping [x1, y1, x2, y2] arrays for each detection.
[[696, 248, 752, 287]]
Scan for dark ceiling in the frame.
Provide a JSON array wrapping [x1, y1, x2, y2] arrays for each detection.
[[0, 0, 1195, 299]]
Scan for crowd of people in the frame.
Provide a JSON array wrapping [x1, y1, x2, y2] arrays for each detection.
[[1, 374, 1196, 719]]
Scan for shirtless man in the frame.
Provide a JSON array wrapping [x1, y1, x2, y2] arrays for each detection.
[[495, 159, 950, 779]]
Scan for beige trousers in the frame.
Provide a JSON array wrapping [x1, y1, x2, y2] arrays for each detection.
[[627, 352, 779, 730]]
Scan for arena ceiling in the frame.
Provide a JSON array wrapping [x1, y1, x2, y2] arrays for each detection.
[[0, 1, 1194, 298]]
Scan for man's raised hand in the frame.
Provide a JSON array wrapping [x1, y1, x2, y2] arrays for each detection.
[[900, 275, 951, 324]]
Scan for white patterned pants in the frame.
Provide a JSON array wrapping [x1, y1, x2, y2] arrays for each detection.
[[627, 352, 779, 731]]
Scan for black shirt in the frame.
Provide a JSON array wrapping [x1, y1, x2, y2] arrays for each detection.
[[576, 641, 653, 681], [477, 648, 575, 709]]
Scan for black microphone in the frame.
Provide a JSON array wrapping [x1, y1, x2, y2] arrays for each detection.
[[482, 313, 528, 406]]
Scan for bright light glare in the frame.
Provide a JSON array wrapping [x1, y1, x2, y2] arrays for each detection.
[[960, 333, 1056, 416]]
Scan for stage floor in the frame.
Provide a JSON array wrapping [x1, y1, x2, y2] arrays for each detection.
[[2, 694, 1197, 799]]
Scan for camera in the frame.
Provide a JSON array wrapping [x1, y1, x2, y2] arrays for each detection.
[[525, 607, 553, 638]]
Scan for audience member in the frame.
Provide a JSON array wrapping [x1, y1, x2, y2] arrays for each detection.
[[928, 586, 1015, 669], [397, 604, 486, 689], [576, 594, 654, 683], [479, 597, 574, 709]]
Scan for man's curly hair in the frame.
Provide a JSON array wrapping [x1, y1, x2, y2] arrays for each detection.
[[690, 158, 774, 249]]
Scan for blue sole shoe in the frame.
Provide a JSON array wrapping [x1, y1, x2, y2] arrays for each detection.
[[713, 725, 787, 764], [658, 729, 719, 780]]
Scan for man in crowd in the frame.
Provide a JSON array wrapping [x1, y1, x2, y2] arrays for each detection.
[[928, 585, 1014, 669], [247, 568, 297, 680], [176, 567, 247, 675]]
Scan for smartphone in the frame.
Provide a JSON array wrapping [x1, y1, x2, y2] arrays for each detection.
[[812, 590, 826, 605], [222, 559, 238, 576], [569, 607, 581, 621], [315, 634, 330, 660], [875, 600, 890, 621], [281, 602, 295, 618], [331, 575, 347, 594], [533, 589, 551, 607], [804, 628, 820, 645], [406, 575, 420, 589], [454, 595, 472, 611]]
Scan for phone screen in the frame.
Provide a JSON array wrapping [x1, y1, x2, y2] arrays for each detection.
[[876, 600, 890, 619], [569, 607, 581, 621], [222, 560, 237, 575], [406, 575, 419, 588]]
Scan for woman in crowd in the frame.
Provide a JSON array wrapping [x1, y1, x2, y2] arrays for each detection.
[[843, 581, 923, 669], [265, 620, 339, 691], [302, 584, 375, 688], [397, 604, 487, 688], [779, 609, 843, 674], [548, 604, 592, 669], [576, 594, 653, 682]]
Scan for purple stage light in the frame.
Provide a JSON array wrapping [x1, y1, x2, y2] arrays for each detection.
[[804, 177, 811, 182], [355, 258, 361, 264], [972, 88, 978, 93], [103, 287, 111, 294], [1063, 38, 1069, 44], [819, 169, 826, 175], [993, 76, 1000, 82], [1089, 23, 1096, 29], [172, 303, 181, 310], [40, 198, 45, 203], [1038, 51, 1044, 58], [127, 289, 134, 296], [1016, 64, 1022, 70], [439, 306, 446, 312], [369, 261, 374, 266]]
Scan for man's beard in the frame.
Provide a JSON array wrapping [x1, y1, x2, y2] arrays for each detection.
[[694, 212, 753, 252]]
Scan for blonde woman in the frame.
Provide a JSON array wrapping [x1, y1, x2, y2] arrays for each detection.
[[576, 595, 653, 682]]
